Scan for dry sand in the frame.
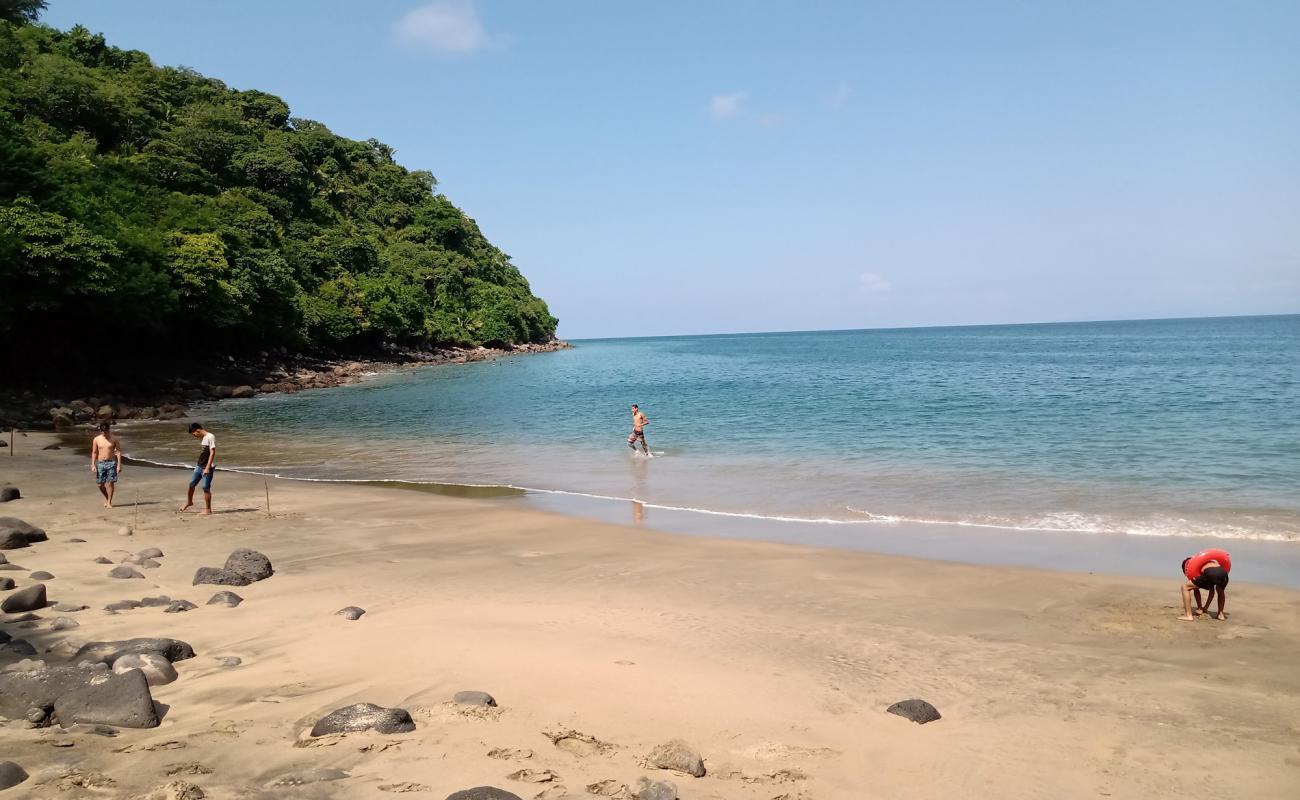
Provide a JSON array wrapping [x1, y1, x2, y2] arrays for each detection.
[[1, 432, 1298, 799]]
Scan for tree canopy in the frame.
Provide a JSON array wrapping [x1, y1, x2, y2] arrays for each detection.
[[0, 16, 557, 379]]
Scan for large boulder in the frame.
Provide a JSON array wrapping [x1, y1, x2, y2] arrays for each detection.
[[1, 583, 46, 613], [193, 549, 273, 586], [191, 566, 245, 586], [309, 703, 416, 737], [643, 740, 706, 777], [112, 653, 178, 686], [72, 638, 196, 666], [0, 761, 28, 791], [886, 698, 942, 724], [0, 517, 47, 549], [230, 385, 255, 399], [445, 789, 523, 800], [0, 486, 20, 503], [54, 666, 159, 728]]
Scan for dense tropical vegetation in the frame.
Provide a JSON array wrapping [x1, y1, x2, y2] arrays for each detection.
[[0, 5, 558, 381]]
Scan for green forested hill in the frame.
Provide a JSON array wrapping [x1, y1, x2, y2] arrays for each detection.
[[0, 10, 557, 379]]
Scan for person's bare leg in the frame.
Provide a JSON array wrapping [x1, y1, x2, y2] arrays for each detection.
[[1193, 588, 1206, 615], [627, 434, 637, 450], [1213, 586, 1226, 620], [640, 435, 650, 455], [105, 481, 115, 509], [98, 483, 110, 508], [1178, 583, 1196, 621], [181, 484, 195, 512], [200, 489, 212, 516]]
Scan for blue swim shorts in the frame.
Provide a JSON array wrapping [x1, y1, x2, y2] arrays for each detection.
[[96, 460, 118, 485], [189, 465, 214, 492]]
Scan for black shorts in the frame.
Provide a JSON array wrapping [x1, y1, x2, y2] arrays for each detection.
[[1192, 566, 1229, 590]]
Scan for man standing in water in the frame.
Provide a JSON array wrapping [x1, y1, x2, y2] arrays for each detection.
[[90, 422, 122, 508], [627, 404, 650, 455], [181, 422, 216, 516]]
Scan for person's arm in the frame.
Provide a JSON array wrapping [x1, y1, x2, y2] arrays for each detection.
[[90, 438, 96, 472], [114, 435, 123, 472]]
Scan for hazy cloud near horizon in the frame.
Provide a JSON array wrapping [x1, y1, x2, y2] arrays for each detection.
[[40, 0, 1300, 338]]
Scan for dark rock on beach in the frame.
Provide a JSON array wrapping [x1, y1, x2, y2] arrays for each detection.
[[73, 637, 196, 665], [0, 517, 47, 549], [0, 629, 10, 643], [1, 638, 35, 656], [164, 600, 198, 613], [94, 556, 113, 565], [309, 702, 416, 737], [446, 788, 524, 800], [0, 761, 29, 791], [29, 570, 54, 580], [0, 486, 20, 502], [66, 537, 86, 543], [644, 740, 706, 777], [141, 596, 172, 607], [193, 548, 273, 586], [0, 662, 159, 728], [105, 599, 144, 612], [108, 565, 144, 579], [336, 606, 364, 620], [42, 443, 61, 450], [453, 691, 497, 708], [0, 577, 13, 590], [635, 778, 679, 800], [1, 583, 47, 613], [886, 698, 942, 724], [53, 603, 88, 612], [206, 591, 242, 607], [137, 547, 164, 559]]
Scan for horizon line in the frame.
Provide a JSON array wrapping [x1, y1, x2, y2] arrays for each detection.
[[563, 311, 1299, 343]]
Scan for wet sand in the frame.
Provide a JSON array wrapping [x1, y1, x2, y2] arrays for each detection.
[[1, 432, 1298, 799]]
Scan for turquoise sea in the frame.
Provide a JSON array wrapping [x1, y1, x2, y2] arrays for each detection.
[[123, 315, 1299, 553]]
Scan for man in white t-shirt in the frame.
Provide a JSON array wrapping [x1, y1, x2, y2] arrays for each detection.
[[182, 422, 216, 515]]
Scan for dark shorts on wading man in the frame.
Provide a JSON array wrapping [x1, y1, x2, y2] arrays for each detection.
[[96, 460, 118, 485], [630, 429, 645, 442]]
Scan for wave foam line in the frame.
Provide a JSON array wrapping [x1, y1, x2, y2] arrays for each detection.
[[123, 454, 1295, 542]]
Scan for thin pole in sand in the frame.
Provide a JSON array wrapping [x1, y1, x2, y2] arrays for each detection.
[[134, 488, 140, 532], [7, 427, 12, 456], [264, 478, 272, 518]]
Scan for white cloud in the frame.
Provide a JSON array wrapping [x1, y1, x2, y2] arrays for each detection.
[[396, 1, 487, 54], [859, 272, 892, 294], [709, 92, 747, 121], [828, 81, 850, 109]]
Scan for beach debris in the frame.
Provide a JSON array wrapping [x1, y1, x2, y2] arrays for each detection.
[[51, 617, 79, 631], [0, 762, 28, 791], [53, 603, 88, 612], [0, 517, 47, 549], [886, 698, 942, 724], [30, 570, 54, 580], [1, 583, 46, 613], [48, 768, 116, 790], [113, 653, 179, 686], [94, 556, 113, 564], [108, 566, 145, 580], [192, 548, 274, 586], [72, 637, 197, 666], [454, 690, 497, 707], [488, 748, 534, 760], [641, 740, 706, 777], [544, 728, 615, 757], [0, 486, 20, 503], [164, 600, 198, 613], [206, 591, 243, 607], [336, 606, 365, 620], [634, 778, 677, 800], [379, 782, 432, 793], [132, 780, 206, 800], [309, 702, 416, 736], [0, 577, 12, 590], [270, 768, 349, 786], [446, 788, 524, 800], [507, 769, 558, 783], [585, 780, 629, 797]]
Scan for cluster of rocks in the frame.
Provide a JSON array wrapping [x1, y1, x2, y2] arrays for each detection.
[[192, 548, 273, 586], [1, 340, 570, 429]]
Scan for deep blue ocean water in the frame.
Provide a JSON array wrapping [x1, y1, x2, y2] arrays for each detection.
[[124, 315, 1300, 543]]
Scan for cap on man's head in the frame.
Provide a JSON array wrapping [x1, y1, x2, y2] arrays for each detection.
[[188, 422, 203, 433]]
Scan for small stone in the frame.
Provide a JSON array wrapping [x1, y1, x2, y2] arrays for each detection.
[[118, 526, 133, 537], [54, 603, 88, 612], [206, 591, 242, 607], [453, 690, 497, 707], [445, 789, 523, 800], [66, 537, 87, 543], [1, 583, 46, 613], [51, 618, 80, 631], [25, 706, 46, 724], [0, 577, 13, 590], [3, 638, 36, 655], [886, 698, 942, 724], [108, 566, 144, 579], [105, 599, 144, 612], [336, 606, 365, 620], [634, 778, 677, 800], [30, 570, 54, 580], [309, 702, 416, 736], [643, 740, 705, 777], [0, 761, 29, 791], [136, 547, 164, 559], [164, 600, 197, 613], [94, 556, 113, 564], [140, 596, 172, 607], [43, 443, 61, 450], [0, 487, 20, 503]]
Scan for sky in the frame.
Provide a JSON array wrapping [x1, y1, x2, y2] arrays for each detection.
[[43, 1, 1300, 339]]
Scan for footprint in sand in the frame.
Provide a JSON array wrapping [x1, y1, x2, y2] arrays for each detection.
[[488, 748, 535, 760], [544, 728, 615, 757], [379, 782, 432, 793]]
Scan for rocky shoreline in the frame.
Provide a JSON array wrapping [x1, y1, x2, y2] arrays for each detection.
[[0, 340, 570, 431]]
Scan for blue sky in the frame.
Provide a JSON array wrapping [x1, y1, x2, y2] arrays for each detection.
[[44, 1, 1300, 338]]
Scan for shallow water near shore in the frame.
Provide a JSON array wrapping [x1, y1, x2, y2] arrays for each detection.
[[116, 315, 1300, 567]]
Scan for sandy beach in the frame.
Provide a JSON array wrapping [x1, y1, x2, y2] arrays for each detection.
[[1, 432, 1298, 799]]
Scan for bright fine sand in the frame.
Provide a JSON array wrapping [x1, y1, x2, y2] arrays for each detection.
[[1, 433, 1299, 800]]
